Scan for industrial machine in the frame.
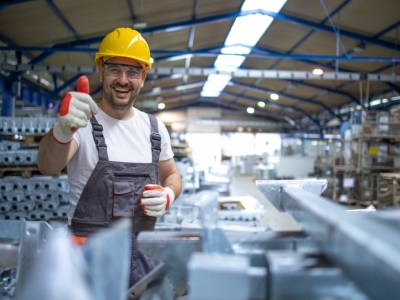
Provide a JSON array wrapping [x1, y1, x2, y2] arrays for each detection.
[[1, 179, 400, 299]]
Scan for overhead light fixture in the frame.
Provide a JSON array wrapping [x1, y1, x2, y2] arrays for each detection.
[[270, 93, 279, 100], [352, 42, 366, 53], [257, 101, 266, 107], [312, 69, 323, 75], [133, 22, 147, 29], [158, 103, 165, 109], [247, 107, 255, 114], [201, 0, 287, 97]]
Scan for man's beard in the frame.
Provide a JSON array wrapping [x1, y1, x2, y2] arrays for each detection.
[[102, 80, 137, 111]]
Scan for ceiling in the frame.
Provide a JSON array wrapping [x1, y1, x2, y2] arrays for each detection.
[[0, 0, 400, 134]]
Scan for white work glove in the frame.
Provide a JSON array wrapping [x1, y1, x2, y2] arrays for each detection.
[[52, 76, 98, 144], [141, 184, 175, 217]]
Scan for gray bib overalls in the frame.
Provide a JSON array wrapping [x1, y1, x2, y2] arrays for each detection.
[[70, 114, 161, 286]]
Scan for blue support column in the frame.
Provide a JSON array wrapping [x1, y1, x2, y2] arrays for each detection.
[[1, 81, 14, 117]]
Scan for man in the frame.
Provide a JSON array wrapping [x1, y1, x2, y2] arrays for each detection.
[[38, 27, 182, 286]]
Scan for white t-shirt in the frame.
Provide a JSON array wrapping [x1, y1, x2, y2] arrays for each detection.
[[66, 107, 174, 222]]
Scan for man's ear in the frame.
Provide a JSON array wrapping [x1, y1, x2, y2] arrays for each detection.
[[141, 71, 147, 88]]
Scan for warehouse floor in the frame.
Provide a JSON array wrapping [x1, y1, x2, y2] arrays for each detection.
[[229, 175, 301, 232]]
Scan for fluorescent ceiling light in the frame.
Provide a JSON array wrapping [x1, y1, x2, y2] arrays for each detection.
[[391, 96, 400, 101], [312, 69, 323, 75], [201, 0, 287, 97], [257, 101, 265, 108], [370, 99, 381, 106], [247, 107, 255, 114], [225, 14, 274, 47], [270, 93, 279, 100]]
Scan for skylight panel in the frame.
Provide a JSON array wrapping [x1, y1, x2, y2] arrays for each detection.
[[200, 0, 287, 98]]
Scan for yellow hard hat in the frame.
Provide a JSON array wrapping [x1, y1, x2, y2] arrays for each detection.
[[95, 28, 152, 71]]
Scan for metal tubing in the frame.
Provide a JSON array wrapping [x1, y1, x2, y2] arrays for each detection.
[[262, 186, 400, 299]]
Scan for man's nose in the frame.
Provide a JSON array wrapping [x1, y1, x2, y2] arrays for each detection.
[[117, 70, 130, 82]]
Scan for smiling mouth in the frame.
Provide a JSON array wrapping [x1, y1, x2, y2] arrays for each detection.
[[112, 87, 132, 98], [113, 87, 131, 93]]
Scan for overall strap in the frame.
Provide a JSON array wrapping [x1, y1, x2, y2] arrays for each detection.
[[148, 114, 161, 164], [90, 115, 109, 161]]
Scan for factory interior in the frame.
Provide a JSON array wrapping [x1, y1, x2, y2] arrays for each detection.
[[1, 0, 400, 299]]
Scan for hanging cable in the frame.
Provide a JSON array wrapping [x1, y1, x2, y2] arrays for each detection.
[[319, 0, 348, 57]]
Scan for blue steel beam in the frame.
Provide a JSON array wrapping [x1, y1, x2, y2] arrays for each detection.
[[375, 20, 400, 38], [49, 74, 83, 96], [154, 44, 357, 71], [326, 18, 400, 71], [259, 10, 399, 51], [0, 33, 33, 60], [228, 80, 342, 121], [126, 0, 136, 22], [16, 7, 398, 64], [2, 4, 396, 78], [45, 0, 80, 40], [3, 45, 400, 62], [0, 0, 32, 11], [269, 0, 353, 70], [385, 82, 400, 94], [282, 79, 360, 104]]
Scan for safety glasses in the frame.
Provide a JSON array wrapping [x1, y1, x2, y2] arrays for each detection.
[[104, 63, 143, 79]]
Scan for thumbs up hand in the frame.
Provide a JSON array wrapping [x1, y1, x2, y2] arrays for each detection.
[[52, 76, 98, 144]]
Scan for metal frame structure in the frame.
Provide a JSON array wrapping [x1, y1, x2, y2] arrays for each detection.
[[0, 0, 399, 133]]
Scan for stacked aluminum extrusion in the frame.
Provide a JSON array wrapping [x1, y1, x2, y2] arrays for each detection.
[[0, 175, 69, 221], [0, 117, 69, 222]]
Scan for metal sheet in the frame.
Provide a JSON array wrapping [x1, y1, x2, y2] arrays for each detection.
[[256, 179, 328, 211], [275, 187, 400, 300]]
